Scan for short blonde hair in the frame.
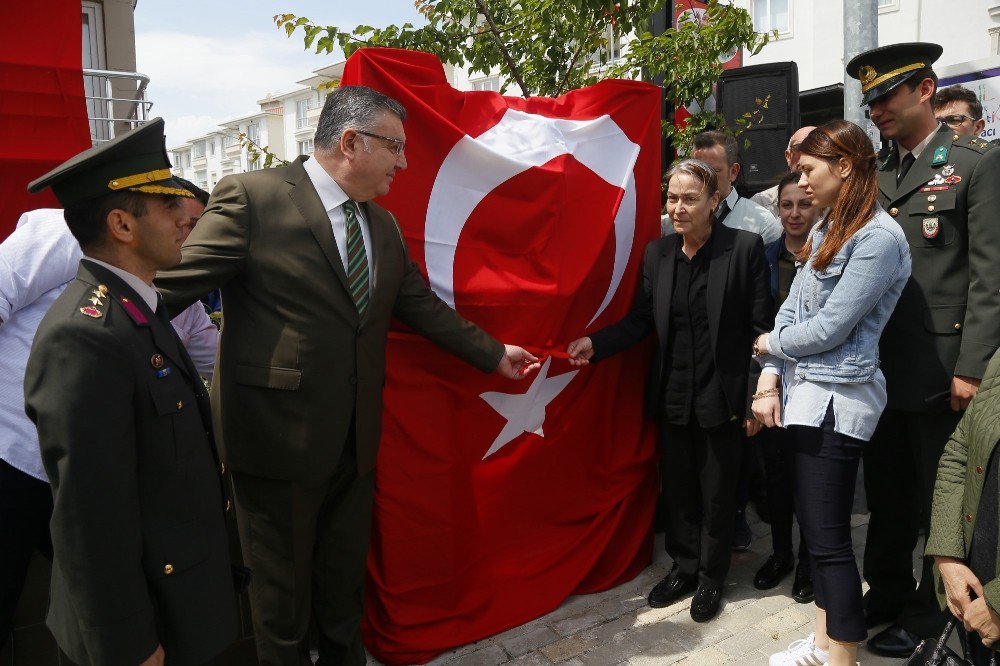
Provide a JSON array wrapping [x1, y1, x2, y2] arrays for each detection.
[[665, 158, 719, 199]]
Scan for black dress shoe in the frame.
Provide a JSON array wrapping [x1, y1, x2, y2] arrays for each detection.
[[689, 585, 722, 622], [867, 624, 921, 658], [753, 554, 794, 590], [647, 574, 696, 608], [791, 564, 814, 604]]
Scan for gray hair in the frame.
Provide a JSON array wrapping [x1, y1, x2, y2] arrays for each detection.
[[665, 158, 719, 199], [313, 85, 407, 151]]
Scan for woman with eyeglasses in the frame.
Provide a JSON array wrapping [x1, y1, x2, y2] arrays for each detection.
[[753, 121, 911, 666]]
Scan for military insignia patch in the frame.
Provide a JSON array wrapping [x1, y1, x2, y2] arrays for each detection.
[[945, 175, 962, 185], [926, 174, 946, 187], [931, 145, 949, 165], [941, 164, 955, 177], [919, 185, 950, 192], [922, 217, 940, 239], [80, 306, 103, 318]]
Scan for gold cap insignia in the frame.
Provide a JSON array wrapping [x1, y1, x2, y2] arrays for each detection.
[[858, 65, 878, 88]]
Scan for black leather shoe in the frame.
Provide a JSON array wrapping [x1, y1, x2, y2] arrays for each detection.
[[791, 564, 814, 603], [647, 574, 696, 608], [867, 624, 921, 658], [753, 554, 794, 590], [689, 585, 722, 622]]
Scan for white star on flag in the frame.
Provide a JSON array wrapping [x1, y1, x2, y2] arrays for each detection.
[[479, 357, 579, 460]]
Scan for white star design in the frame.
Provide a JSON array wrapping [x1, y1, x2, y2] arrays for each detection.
[[479, 357, 579, 460]]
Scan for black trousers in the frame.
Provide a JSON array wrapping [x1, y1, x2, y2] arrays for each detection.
[[0, 459, 53, 648], [757, 426, 809, 565], [660, 417, 742, 589], [961, 625, 1000, 665], [790, 406, 866, 642], [232, 442, 374, 666], [863, 408, 961, 637]]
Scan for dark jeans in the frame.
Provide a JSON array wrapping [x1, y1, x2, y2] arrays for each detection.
[[864, 408, 960, 637], [757, 426, 809, 565], [0, 458, 53, 648], [660, 416, 743, 589], [790, 405, 866, 642]]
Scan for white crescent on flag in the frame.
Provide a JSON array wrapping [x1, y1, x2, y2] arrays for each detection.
[[424, 109, 640, 327]]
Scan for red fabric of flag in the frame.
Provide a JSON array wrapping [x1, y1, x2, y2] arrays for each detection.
[[343, 48, 662, 665], [0, 0, 90, 239]]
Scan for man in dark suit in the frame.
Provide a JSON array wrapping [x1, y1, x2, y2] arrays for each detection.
[[23, 119, 238, 666], [155, 85, 539, 665], [846, 42, 1000, 656]]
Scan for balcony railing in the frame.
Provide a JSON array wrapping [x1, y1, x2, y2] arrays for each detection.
[[84, 68, 153, 144]]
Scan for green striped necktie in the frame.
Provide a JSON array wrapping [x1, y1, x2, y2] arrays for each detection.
[[343, 200, 370, 316]]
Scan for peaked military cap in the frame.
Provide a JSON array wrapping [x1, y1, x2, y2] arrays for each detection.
[[27, 118, 193, 207], [846, 42, 943, 106]]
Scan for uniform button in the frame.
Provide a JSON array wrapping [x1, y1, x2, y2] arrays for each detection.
[[163, 563, 175, 575], [176, 400, 183, 410], [977, 466, 984, 474], [953, 134, 961, 141], [889, 207, 899, 216], [927, 205, 935, 212], [927, 194, 937, 202], [348, 375, 358, 385], [225, 499, 232, 513], [954, 322, 962, 330], [966, 514, 973, 522]]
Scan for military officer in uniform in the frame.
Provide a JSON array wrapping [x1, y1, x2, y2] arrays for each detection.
[[846, 43, 1000, 657], [23, 119, 238, 665]]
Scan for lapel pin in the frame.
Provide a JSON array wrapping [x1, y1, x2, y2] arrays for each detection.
[[151, 353, 164, 369], [941, 164, 955, 177], [945, 175, 962, 185], [156, 367, 172, 378], [931, 145, 949, 165], [79, 306, 102, 318]]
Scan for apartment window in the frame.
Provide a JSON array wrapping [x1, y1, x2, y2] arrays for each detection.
[[296, 99, 311, 129], [247, 156, 261, 172], [878, 0, 895, 6], [192, 142, 206, 159], [298, 139, 314, 155], [471, 76, 501, 92], [590, 25, 622, 67], [223, 134, 239, 148], [246, 123, 259, 146], [752, 0, 791, 35], [208, 140, 216, 157], [992, 26, 1000, 55], [195, 170, 207, 189]]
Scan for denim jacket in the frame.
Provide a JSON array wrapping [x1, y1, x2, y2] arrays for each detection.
[[762, 205, 911, 383]]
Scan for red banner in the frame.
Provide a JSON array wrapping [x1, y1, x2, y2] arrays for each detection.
[[342, 48, 662, 664], [0, 0, 90, 239]]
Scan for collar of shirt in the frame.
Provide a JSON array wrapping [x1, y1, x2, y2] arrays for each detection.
[[303, 155, 352, 214], [898, 123, 943, 164], [674, 227, 714, 262], [83, 257, 159, 312], [720, 187, 740, 212]]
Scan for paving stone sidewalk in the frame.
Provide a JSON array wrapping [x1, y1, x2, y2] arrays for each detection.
[[368, 511, 927, 665]]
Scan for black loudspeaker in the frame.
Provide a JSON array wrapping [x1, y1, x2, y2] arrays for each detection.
[[717, 62, 800, 194]]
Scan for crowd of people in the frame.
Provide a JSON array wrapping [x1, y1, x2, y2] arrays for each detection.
[[1, 38, 1000, 666]]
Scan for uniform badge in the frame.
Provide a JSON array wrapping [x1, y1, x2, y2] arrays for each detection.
[[80, 306, 103, 318], [156, 368, 172, 378], [150, 353, 164, 369], [922, 217, 940, 239], [919, 185, 949, 192], [97, 285, 109, 296], [927, 194, 937, 203], [945, 175, 962, 185], [926, 174, 946, 187], [931, 145, 949, 165], [941, 164, 955, 177]]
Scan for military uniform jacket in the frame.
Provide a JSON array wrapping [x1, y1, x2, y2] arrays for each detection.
[[877, 125, 1000, 411], [155, 156, 504, 481], [24, 261, 237, 666]]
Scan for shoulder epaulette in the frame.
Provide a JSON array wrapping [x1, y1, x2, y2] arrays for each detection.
[[76, 284, 109, 320], [953, 134, 993, 154]]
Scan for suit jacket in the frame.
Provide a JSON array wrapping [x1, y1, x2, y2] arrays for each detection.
[[590, 224, 774, 420], [24, 261, 237, 666], [877, 125, 1000, 411], [156, 157, 504, 479]]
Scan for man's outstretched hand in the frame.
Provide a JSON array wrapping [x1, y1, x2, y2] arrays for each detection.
[[495, 345, 541, 379]]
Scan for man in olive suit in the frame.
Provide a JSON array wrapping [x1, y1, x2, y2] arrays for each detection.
[[156, 85, 539, 665]]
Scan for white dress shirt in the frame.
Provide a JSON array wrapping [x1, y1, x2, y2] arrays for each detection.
[[660, 187, 782, 243], [898, 123, 942, 165], [0, 209, 218, 481], [302, 155, 374, 292]]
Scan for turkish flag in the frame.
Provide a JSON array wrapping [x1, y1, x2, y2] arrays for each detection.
[[343, 48, 662, 665]]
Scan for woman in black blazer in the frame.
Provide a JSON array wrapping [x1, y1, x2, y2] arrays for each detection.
[[568, 158, 773, 622]]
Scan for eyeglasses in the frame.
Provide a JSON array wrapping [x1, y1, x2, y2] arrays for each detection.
[[356, 130, 406, 156], [935, 114, 976, 128]]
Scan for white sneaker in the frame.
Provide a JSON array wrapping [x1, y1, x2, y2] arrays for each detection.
[[768, 633, 829, 666]]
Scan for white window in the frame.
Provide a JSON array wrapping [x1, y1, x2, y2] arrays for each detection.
[[192, 142, 206, 159], [296, 99, 311, 129], [298, 139, 314, 155], [590, 25, 622, 67], [195, 170, 207, 189], [82, 2, 108, 142], [208, 139, 216, 157], [992, 26, 1000, 56], [471, 76, 501, 92], [752, 0, 791, 35], [223, 134, 239, 148], [878, 0, 895, 6], [246, 123, 259, 146]]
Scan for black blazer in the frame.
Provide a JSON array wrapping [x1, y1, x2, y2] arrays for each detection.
[[25, 261, 238, 666], [590, 224, 774, 420]]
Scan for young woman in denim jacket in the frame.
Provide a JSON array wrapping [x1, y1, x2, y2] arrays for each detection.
[[753, 120, 912, 666]]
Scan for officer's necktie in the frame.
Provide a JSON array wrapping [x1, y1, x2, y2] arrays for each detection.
[[897, 152, 915, 186], [715, 200, 732, 224], [343, 201, 370, 317]]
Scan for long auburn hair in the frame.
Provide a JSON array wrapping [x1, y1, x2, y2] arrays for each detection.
[[797, 120, 879, 270]]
